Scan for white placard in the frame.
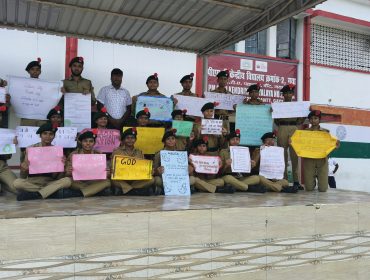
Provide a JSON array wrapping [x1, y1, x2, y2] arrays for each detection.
[[271, 101, 310, 119], [259, 146, 285, 180], [64, 93, 91, 132], [230, 146, 251, 173], [0, 87, 5, 103], [7, 76, 62, 120], [189, 154, 220, 174], [0, 128, 16, 154], [16, 126, 39, 147], [175, 95, 214, 117], [204, 92, 245, 110], [201, 119, 223, 135]]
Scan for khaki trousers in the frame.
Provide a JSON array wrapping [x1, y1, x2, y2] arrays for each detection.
[[71, 179, 111, 197], [14, 176, 72, 198], [277, 125, 299, 182], [222, 175, 260, 191], [193, 177, 224, 193], [112, 179, 155, 194], [303, 158, 328, 192], [260, 176, 289, 192], [0, 160, 17, 194]]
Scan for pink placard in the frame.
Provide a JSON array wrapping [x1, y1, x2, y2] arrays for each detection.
[[93, 129, 121, 153], [28, 146, 64, 174], [72, 154, 107, 180]]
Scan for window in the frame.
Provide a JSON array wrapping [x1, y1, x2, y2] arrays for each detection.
[[245, 30, 267, 55], [276, 18, 296, 59]]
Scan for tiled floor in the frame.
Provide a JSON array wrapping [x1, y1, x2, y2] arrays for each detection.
[[1, 189, 369, 219]]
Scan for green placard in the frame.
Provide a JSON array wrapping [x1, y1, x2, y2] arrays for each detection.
[[172, 120, 193, 137]]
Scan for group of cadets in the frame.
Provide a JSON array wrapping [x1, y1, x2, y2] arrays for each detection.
[[0, 57, 335, 200]]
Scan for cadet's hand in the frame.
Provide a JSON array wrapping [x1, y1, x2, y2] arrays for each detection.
[[106, 167, 111, 178], [270, 107, 273, 113], [226, 159, 232, 167], [222, 127, 228, 136], [218, 157, 223, 169], [188, 164, 194, 175], [60, 87, 66, 94], [132, 96, 138, 103], [251, 160, 256, 168], [66, 166, 73, 174], [20, 159, 30, 172], [5, 94, 11, 103], [288, 137, 292, 145], [243, 97, 248, 104], [189, 132, 195, 141], [13, 136, 18, 145], [82, 90, 89, 95], [336, 140, 340, 148], [233, 104, 237, 111], [172, 97, 178, 105], [157, 166, 164, 175], [61, 156, 67, 164]]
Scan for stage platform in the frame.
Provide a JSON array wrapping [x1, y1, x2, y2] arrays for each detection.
[[1, 190, 370, 279]]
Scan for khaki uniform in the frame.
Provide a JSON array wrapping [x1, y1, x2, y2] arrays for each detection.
[[20, 119, 47, 127], [0, 156, 17, 194], [174, 90, 196, 97], [111, 146, 154, 194], [251, 147, 289, 192], [62, 76, 96, 105], [246, 98, 263, 105], [176, 136, 189, 151], [219, 148, 260, 191], [190, 152, 224, 193], [65, 148, 111, 197], [193, 123, 226, 155], [13, 143, 72, 198], [275, 116, 305, 182], [303, 126, 330, 192]]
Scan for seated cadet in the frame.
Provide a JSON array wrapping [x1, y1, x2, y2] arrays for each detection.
[[47, 106, 63, 127], [244, 84, 263, 105], [189, 138, 234, 193], [193, 102, 227, 155], [111, 128, 155, 196], [14, 123, 73, 201], [171, 109, 193, 151], [220, 129, 266, 193], [301, 110, 339, 192], [153, 129, 196, 194], [252, 132, 298, 193], [65, 130, 111, 197], [135, 108, 151, 127], [93, 107, 109, 129]]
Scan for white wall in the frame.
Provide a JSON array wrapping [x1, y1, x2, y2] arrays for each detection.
[[315, 0, 370, 21]]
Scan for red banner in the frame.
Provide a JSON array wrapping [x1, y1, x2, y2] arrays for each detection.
[[207, 53, 298, 103]]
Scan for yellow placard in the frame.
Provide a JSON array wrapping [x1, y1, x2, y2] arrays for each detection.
[[112, 155, 153, 180], [123, 127, 165, 155], [291, 130, 337, 159]]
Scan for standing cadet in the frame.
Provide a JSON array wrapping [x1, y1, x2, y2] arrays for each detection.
[[111, 128, 155, 195], [97, 68, 132, 130], [244, 83, 263, 105], [47, 106, 63, 127], [275, 84, 305, 189], [174, 73, 196, 97], [219, 129, 266, 193], [14, 123, 72, 200], [65, 130, 111, 197], [301, 110, 339, 192]]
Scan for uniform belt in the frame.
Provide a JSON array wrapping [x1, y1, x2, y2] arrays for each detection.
[[279, 121, 297, 126]]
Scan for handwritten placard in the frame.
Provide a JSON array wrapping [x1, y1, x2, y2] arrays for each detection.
[[136, 96, 173, 121], [291, 130, 337, 159], [236, 104, 273, 146], [72, 154, 107, 180], [271, 101, 310, 119], [189, 155, 220, 174], [64, 93, 91, 131], [259, 146, 285, 179], [0, 87, 5, 103], [16, 126, 39, 147], [160, 150, 190, 196], [52, 127, 77, 148], [0, 128, 16, 154], [122, 127, 165, 155], [230, 146, 251, 173], [94, 129, 120, 153], [204, 92, 245, 110], [7, 76, 62, 120], [201, 119, 223, 135], [175, 95, 214, 117], [27, 146, 64, 174], [172, 120, 193, 137], [111, 155, 152, 180]]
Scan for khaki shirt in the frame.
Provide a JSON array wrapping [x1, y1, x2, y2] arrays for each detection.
[[112, 146, 144, 159], [306, 126, 329, 132], [174, 90, 196, 97], [65, 148, 101, 177], [62, 76, 96, 105], [246, 98, 263, 105], [176, 136, 189, 151]]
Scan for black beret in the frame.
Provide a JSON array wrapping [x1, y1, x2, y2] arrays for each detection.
[[308, 110, 321, 119], [162, 129, 176, 143], [201, 102, 215, 112], [280, 83, 295, 94], [217, 70, 230, 78], [47, 106, 63, 120], [193, 137, 208, 148], [121, 127, 137, 140], [247, 84, 261, 92], [25, 58, 41, 71], [146, 73, 158, 84], [36, 122, 58, 134], [171, 109, 187, 119], [69, 56, 84, 67], [180, 73, 194, 83], [78, 130, 97, 142], [136, 108, 151, 119], [227, 129, 241, 140], [111, 68, 123, 76], [93, 107, 109, 121], [261, 132, 276, 142]]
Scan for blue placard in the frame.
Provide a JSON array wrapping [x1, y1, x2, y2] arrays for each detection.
[[136, 96, 173, 122], [236, 104, 273, 146]]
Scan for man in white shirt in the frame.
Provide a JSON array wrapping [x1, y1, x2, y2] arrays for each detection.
[[97, 68, 131, 129], [328, 157, 339, 188]]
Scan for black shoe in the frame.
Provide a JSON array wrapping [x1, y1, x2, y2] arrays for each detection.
[[61, 188, 83, 198], [247, 185, 267, 193], [190, 185, 196, 194], [281, 185, 299, 193], [128, 188, 153, 196], [113, 187, 123, 196], [294, 182, 304, 190], [216, 184, 235, 194], [17, 191, 42, 201], [96, 187, 113, 196], [152, 185, 164, 196]]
